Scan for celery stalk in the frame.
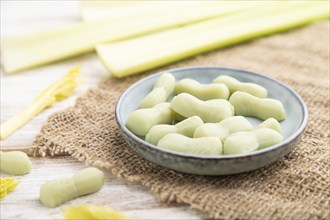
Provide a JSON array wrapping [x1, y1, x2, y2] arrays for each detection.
[[81, 1, 197, 21], [1, 1, 265, 73], [0, 67, 80, 140], [80, 1, 257, 22], [96, 1, 329, 78]]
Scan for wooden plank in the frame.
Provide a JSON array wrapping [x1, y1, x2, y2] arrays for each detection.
[[0, 156, 204, 219]]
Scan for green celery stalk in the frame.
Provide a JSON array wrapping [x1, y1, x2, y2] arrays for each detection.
[[1, 1, 264, 73], [81, 1, 210, 21], [96, 1, 329, 78], [80, 1, 257, 22]]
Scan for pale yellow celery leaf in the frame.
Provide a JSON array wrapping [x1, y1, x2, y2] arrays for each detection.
[[0, 67, 80, 140], [0, 190, 7, 199], [96, 1, 329, 78], [0, 177, 20, 199], [7, 180, 20, 192], [63, 204, 131, 220], [2, 1, 265, 73]]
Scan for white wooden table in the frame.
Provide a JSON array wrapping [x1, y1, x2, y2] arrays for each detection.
[[0, 1, 204, 219]]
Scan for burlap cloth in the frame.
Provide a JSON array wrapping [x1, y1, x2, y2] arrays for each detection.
[[31, 21, 329, 219]]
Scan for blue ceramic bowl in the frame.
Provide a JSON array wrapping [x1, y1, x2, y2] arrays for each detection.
[[115, 67, 308, 175]]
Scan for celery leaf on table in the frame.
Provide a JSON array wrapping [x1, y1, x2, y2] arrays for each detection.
[[0, 67, 80, 140]]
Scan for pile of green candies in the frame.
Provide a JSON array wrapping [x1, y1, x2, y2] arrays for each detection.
[[126, 73, 285, 155]]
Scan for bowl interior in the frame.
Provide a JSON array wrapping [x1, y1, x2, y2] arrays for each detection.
[[117, 66, 307, 157]]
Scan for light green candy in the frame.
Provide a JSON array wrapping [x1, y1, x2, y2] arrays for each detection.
[[157, 133, 222, 155], [223, 128, 283, 155], [145, 116, 203, 145], [40, 167, 104, 208], [171, 93, 234, 123], [126, 102, 175, 136], [174, 112, 187, 122], [213, 75, 267, 98], [175, 78, 229, 100], [0, 151, 32, 175], [193, 116, 253, 141], [139, 73, 175, 108], [257, 118, 282, 134], [229, 91, 286, 121]]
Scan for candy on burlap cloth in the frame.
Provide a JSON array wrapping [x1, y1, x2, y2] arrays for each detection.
[[31, 21, 329, 219]]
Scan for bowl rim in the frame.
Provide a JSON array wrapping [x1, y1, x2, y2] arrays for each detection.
[[115, 66, 308, 160]]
